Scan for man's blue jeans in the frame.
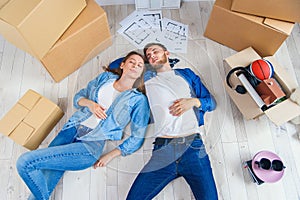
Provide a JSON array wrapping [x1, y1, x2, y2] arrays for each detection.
[[16, 126, 105, 200], [127, 136, 218, 200]]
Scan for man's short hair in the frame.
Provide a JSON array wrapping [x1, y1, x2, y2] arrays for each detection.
[[143, 43, 167, 56]]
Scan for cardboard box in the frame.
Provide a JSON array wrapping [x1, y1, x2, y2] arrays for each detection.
[[224, 47, 300, 126], [204, 0, 294, 57], [41, 0, 112, 82], [0, 0, 9, 8], [231, 0, 300, 23], [0, 90, 64, 150], [0, 0, 86, 59]]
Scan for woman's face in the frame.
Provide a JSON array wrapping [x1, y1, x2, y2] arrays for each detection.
[[120, 54, 144, 79]]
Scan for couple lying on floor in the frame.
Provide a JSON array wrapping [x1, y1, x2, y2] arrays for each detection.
[[16, 43, 218, 200]]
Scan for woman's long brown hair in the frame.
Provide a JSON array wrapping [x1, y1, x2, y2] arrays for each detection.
[[104, 51, 146, 94]]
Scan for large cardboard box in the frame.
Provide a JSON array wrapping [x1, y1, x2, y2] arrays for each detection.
[[231, 0, 300, 23], [0, 90, 64, 150], [0, 0, 9, 8], [204, 0, 294, 57], [224, 47, 300, 126], [41, 0, 112, 82], [0, 0, 87, 59]]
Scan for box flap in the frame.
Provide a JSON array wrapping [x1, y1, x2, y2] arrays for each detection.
[[19, 0, 87, 59], [225, 47, 261, 69], [23, 98, 59, 128], [9, 122, 34, 145], [0, 103, 29, 136], [25, 106, 63, 150], [265, 99, 300, 126], [231, 0, 300, 23], [234, 11, 264, 24], [0, 0, 40, 26], [58, 0, 105, 41], [263, 18, 294, 35], [19, 89, 41, 110], [215, 0, 232, 10]]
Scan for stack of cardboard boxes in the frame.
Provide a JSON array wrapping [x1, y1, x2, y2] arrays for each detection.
[[204, 0, 300, 125], [0, 0, 112, 82], [0, 0, 112, 150]]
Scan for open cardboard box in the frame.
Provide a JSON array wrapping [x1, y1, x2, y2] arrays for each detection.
[[41, 0, 112, 82], [0, 0, 86, 59], [231, 0, 300, 23], [224, 47, 300, 126], [204, 0, 294, 57], [0, 90, 64, 150]]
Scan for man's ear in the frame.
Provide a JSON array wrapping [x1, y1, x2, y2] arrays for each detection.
[[165, 50, 170, 57]]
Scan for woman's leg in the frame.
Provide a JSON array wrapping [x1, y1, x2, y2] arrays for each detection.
[[17, 140, 105, 200]]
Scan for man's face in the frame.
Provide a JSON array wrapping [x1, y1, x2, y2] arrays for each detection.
[[145, 45, 168, 69]]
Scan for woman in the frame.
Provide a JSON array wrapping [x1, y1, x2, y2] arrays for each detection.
[[16, 51, 150, 200]]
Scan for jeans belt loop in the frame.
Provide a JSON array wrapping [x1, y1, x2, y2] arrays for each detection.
[[178, 137, 186, 144]]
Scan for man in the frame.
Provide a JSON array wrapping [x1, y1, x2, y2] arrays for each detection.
[[126, 43, 218, 200]]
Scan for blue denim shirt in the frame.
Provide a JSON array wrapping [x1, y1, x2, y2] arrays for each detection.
[[145, 68, 216, 126], [62, 72, 150, 156]]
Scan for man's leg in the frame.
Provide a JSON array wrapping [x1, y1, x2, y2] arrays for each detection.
[[127, 162, 178, 200], [127, 143, 179, 200], [179, 138, 218, 200]]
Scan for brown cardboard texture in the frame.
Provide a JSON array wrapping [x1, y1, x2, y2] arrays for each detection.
[[0, 0, 86, 59], [204, 0, 294, 57], [231, 0, 300, 23], [41, 0, 112, 82], [0, 90, 64, 150], [224, 47, 300, 126], [0, 0, 9, 8]]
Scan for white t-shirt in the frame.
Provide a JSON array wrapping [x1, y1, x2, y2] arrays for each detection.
[[145, 70, 200, 137], [81, 81, 120, 129]]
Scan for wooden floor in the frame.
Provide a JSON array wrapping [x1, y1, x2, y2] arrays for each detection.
[[1, 1, 300, 200]]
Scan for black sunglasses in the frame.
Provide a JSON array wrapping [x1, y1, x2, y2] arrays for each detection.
[[255, 158, 286, 171]]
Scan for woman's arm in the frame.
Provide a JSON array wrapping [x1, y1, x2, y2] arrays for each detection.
[[73, 72, 109, 109], [78, 98, 107, 119], [93, 148, 121, 168]]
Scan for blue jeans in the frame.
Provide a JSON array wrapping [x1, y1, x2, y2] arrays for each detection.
[[127, 136, 218, 200], [16, 126, 105, 200]]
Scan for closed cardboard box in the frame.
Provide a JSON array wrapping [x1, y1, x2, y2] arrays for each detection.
[[231, 0, 300, 23], [41, 0, 112, 82], [224, 47, 300, 126], [204, 0, 294, 57], [0, 0, 86, 59], [0, 90, 64, 150]]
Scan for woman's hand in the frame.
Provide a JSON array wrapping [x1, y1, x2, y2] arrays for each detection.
[[169, 98, 201, 116], [88, 102, 107, 119], [78, 98, 107, 119], [93, 149, 122, 168]]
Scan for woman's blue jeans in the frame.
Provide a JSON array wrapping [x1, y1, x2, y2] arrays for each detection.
[[127, 136, 218, 200], [16, 126, 105, 200]]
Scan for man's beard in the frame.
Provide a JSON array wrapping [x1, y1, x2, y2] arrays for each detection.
[[150, 54, 168, 70]]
